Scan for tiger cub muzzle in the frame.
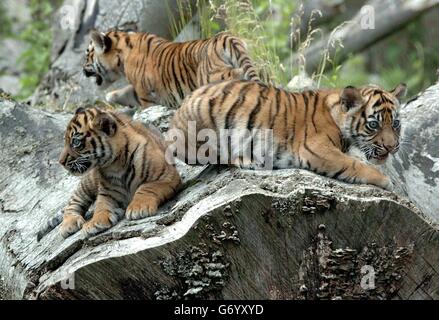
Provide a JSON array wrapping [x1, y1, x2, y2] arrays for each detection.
[[59, 150, 93, 175], [83, 65, 103, 86]]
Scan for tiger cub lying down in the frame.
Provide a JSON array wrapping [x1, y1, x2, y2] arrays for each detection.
[[169, 80, 407, 190], [58, 106, 181, 237], [83, 30, 260, 109]]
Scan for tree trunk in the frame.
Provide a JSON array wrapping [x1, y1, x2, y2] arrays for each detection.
[[286, 0, 439, 75], [0, 90, 438, 299], [384, 81, 439, 223]]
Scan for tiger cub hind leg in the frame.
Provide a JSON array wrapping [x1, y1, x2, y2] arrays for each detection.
[[206, 67, 246, 84], [105, 84, 140, 107]]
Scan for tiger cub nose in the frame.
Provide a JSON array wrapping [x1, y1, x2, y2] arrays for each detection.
[[83, 68, 94, 77], [59, 150, 69, 166], [383, 142, 396, 152]]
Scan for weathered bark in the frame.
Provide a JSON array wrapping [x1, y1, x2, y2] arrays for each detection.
[[0, 91, 438, 299], [286, 0, 439, 75], [384, 81, 439, 223]]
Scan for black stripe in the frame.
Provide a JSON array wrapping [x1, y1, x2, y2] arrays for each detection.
[[122, 144, 139, 183], [208, 97, 217, 129], [332, 167, 347, 179], [224, 83, 253, 129], [326, 134, 338, 148], [311, 93, 319, 132], [247, 87, 266, 130]]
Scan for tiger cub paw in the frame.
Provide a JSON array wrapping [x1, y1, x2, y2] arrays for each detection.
[[60, 214, 85, 238], [105, 91, 119, 104], [82, 211, 120, 237], [125, 198, 159, 220], [381, 176, 394, 191]]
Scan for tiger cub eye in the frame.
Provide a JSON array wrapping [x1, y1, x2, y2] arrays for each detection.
[[368, 120, 379, 129], [71, 136, 83, 149]]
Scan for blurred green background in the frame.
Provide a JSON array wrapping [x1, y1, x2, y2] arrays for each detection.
[[0, 0, 438, 99]]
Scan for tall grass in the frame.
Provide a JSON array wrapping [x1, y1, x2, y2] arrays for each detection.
[[169, 0, 292, 85], [169, 0, 348, 90]]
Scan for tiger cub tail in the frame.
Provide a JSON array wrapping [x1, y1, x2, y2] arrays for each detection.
[[225, 35, 261, 82]]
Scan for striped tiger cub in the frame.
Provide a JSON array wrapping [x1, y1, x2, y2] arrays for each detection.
[[169, 80, 407, 190], [58, 106, 181, 237], [83, 30, 260, 109]]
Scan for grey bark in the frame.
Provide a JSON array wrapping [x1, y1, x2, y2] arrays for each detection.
[[384, 81, 439, 223], [0, 88, 438, 299], [286, 0, 439, 75], [31, 0, 197, 109], [295, 0, 346, 37], [0, 39, 28, 96]]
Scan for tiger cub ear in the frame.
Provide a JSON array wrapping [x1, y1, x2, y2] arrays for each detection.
[[94, 113, 117, 137], [390, 83, 407, 101], [75, 107, 85, 114], [90, 30, 112, 54], [341, 86, 363, 112]]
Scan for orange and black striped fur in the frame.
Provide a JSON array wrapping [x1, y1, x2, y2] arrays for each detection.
[[83, 30, 260, 109], [58, 106, 181, 237], [169, 80, 407, 190]]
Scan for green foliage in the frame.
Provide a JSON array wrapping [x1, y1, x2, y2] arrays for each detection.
[[180, 0, 436, 96], [329, 17, 434, 96], [0, 2, 13, 37], [210, 0, 288, 84], [16, 0, 59, 99], [168, 0, 220, 40], [4, 0, 437, 102]]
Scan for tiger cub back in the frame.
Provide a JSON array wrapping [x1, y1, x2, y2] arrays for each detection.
[[169, 80, 407, 190], [83, 30, 260, 109]]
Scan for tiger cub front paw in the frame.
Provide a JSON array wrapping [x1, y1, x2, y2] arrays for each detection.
[[82, 210, 120, 237], [383, 177, 394, 192], [60, 214, 85, 238], [125, 198, 159, 220], [105, 91, 119, 104]]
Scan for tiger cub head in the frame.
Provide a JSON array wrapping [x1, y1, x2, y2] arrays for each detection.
[[330, 83, 407, 164], [83, 30, 125, 89], [59, 107, 121, 175]]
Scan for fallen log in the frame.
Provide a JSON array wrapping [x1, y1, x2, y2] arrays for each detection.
[[0, 96, 437, 300]]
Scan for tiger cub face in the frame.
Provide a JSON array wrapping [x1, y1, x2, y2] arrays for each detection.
[[333, 83, 407, 164], [83, 31, 124, 89], [59, 107, 119, 175]]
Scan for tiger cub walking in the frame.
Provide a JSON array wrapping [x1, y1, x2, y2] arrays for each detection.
[[169, 80, 407, 190], [59, 106, 181, 237], [83, 30, 260, 109]]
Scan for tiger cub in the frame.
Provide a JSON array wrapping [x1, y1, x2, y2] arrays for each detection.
[[169, 80, 407, 190], [59, 106, 181, 237], [83, 30, 260, 109]]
